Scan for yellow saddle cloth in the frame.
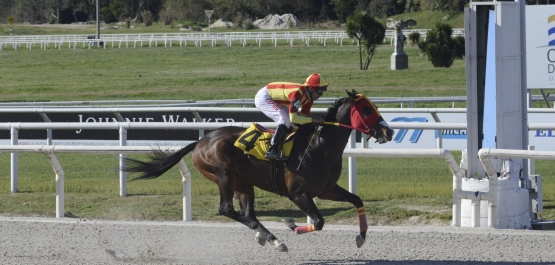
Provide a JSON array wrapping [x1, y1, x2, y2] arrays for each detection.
[[234, 123, 294, 161]]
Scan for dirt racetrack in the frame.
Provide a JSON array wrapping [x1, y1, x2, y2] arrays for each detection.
[[1, 216, 555, 265]]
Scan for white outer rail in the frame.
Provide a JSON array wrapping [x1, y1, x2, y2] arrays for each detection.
[[2, 144, 551, 227], [342, 148, 469, 227], [344, 148, 555, 228], [0, 31, 351, 50], [0, 121, 466, 223], [2, 121, 465, 198], [0, 145, 465, 223], [0, 145, 191, 220], [0, 29, 466, 51], [3, 122, 555, 223], [2, 122, 275, 199]]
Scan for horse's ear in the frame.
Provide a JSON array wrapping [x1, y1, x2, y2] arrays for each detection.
[[352, 89, 360, 95], [346, 89, 355, 98]]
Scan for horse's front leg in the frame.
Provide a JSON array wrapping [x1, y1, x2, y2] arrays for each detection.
[[317, 185, 368, 248]]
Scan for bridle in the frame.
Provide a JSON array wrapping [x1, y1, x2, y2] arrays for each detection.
[[320, 95, 387, 142]]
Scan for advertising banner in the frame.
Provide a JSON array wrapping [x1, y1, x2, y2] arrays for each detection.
[[372, 113, 554, 151], [527, 5, 555, 88], [1, 110, 553, 151], [0, 111, 269, 147]]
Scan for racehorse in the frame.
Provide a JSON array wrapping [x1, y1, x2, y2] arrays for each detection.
[[123, 90, 394, 252]]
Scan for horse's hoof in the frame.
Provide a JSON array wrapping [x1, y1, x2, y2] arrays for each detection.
[[271, 239, 288, 252], [275, 243, 288, 252], [356, 234, 365, 248], [255, 232, 266, 246], [282, 218, 296, 230]]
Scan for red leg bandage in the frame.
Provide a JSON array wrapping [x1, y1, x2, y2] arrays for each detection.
[[294, 224, 316, 234], [358, 207, 368, 232]]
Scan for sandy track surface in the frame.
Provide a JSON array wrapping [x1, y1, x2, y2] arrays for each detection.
[[1, 216, 555, 265]]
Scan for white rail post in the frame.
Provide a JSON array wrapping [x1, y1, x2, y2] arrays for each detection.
[[528, 146, 535, 176], [452, 167, 462, 227], [177, 159, 192, 221], [471, 198, 480, 227], [47, 129, 53, 145], [45, 151, 65, 218], [10, 127, 18, 193], [119, 127, 128, 197]]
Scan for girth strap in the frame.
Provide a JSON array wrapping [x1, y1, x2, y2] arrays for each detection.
[[269, 159, 278, 193]]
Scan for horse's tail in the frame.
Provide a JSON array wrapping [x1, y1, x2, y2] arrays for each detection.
[[124, 141, 198, 180]]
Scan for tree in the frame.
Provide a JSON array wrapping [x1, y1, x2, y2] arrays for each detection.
[[367, 0, 404, 18], [0, 0, 16, 22], [345, 12, 385, 70], [14, 0, 49, 23], [332, 0, 357, 22], [47, 0, 62, 24]]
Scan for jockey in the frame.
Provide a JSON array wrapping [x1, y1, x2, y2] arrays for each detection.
[[254, 73, 328, 159]]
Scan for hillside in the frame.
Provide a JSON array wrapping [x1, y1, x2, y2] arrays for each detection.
[[387, 10, 464, 29]]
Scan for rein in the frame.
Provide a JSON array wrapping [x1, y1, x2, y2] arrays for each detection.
[[295, 121, 373, 172], [322, 121, 368, 134]]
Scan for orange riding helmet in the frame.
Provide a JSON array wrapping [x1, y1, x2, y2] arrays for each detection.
[[304, 73, 329, 91]]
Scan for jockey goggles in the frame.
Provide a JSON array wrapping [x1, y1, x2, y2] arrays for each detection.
[[313, 86, 327, 95]]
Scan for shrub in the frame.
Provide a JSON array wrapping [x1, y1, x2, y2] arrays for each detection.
[[287, 20, 294, 29], [101, 7, 117, 24], [453, 35, 465, 59], [419, 22, 457, 68], [159, 10, 172, 26], [417, 41, 427, 57], [233, 12, 243, 29], [142, 11, 153, 27], [182, 21, 195, 28], [243, 19, 256, 30], [408, 32, 420, 45]]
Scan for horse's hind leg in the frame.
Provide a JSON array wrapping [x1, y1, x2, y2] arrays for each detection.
[[219, 184, 287, 252], [286, 192, 325, 234], [317, 185, 368, 248], [235, 190, 268, 246]]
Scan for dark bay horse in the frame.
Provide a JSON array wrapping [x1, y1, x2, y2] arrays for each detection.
[[123, 90, 394, 252]]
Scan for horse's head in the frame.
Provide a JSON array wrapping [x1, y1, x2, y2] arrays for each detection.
[[346, 89, 394, 144], [326, 90, 394, 144]]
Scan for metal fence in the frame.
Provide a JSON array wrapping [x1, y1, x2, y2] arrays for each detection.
[[0, 29, 465, 51]]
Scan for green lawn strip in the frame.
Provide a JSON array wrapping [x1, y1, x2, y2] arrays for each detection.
[[1, 152, 554, 223]]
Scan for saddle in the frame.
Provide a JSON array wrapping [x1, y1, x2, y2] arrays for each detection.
[[234, 123, 296, 161]]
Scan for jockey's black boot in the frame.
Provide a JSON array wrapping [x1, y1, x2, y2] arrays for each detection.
[[265, 124, 288, 160]]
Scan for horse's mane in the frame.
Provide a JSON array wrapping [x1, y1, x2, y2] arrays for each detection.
[[322, 97, 349, 122], [295, 96, 350, 139]]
